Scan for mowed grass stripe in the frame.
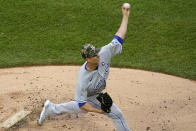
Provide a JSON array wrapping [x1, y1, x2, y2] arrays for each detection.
[[0, 0, 195, 79]]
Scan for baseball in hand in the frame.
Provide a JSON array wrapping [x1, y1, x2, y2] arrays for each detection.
[[123, 3, 131, 9]]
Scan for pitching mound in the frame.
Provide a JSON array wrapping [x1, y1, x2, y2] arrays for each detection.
[[0, 66, 195, 131]]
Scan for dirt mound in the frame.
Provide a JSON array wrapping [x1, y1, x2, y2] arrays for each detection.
[[0, 66, 195, 131]]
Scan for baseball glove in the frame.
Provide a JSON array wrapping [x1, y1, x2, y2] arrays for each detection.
[[96, 92, 113, 113]]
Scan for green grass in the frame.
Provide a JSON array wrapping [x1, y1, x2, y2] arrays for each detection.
[[0, 0, 195, 79]]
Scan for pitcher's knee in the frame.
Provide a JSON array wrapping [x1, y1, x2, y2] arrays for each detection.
[[115, 111, 123, 119], [109, 109, 123, 119]]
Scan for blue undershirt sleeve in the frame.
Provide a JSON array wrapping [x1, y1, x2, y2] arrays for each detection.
[[78, 102, 87, 107], [114, 35, 124, 44]]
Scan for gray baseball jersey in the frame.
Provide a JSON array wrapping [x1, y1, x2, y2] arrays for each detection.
[[40, 35, 130, 130], [74, 36, 123, 105]]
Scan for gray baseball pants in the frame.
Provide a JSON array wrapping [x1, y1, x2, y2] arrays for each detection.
[[47, 95, 130, 131]]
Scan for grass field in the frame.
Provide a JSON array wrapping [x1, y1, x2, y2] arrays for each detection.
[[0, 0, 195, 79]]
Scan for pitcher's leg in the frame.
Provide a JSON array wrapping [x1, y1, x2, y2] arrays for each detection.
[[38, 100, 85, 125], [87, 96, 130, 131], [105, 104, 130, 131], [49, 101, 85, 114]]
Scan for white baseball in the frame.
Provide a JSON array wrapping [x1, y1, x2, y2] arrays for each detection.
[[123, 3, 130, 9]]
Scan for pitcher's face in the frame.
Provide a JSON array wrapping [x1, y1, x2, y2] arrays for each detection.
[[86, 55, 100, 65]]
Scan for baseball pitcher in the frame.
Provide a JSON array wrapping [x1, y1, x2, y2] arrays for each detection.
[[38, 3, 131, 131]]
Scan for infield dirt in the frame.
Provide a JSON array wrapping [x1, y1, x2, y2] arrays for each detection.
[[0, 66, 195, 131]]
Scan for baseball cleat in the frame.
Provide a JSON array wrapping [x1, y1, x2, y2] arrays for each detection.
[[38, 100, 52, 126]]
